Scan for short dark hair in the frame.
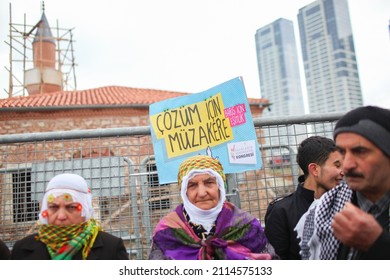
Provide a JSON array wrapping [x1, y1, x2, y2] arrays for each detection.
[[296, 136, 338, 178]]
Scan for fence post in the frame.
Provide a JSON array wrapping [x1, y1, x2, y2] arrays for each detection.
[[225, 173, 241, 208]]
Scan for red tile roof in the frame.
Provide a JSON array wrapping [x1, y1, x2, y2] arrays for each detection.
[[0, 86, 268, 109]]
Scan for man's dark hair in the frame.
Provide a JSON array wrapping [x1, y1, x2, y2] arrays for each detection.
[[296, 136, 338, 178]]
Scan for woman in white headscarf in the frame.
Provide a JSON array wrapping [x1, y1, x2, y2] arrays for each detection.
[[11, 173, 128, 260]]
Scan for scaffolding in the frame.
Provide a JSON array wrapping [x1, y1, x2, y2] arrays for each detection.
[[4, 3, 77, 98]]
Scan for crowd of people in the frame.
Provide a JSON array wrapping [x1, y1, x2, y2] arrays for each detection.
[[0, 105, 388, 260]]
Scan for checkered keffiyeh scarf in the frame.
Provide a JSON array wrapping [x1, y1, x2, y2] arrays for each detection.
[[298, 182, 353, 259], [37, 219, 101, 260], [298, 200, 318, 260], [177, 155, 225, 187]]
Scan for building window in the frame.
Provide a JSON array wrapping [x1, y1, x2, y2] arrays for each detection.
[[335, 52, 346, 59], [306, 5, 320, 16], [260, 28, 270, 36], [146, 161, 170, 210], [12, 171, 39, 223], [336, 61, 347, 68], [337, 70, 349, 77]]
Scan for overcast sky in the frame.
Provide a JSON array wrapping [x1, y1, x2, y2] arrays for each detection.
[[1, 0, 389, 111]]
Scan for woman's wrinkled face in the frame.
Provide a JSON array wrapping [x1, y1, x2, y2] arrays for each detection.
[[46, 194, 85, 226], [186, 173, 220, 210]]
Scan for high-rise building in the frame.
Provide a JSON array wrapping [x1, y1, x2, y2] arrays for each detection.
[[298, 0, 363, 113], [255, 18, 306, 152], [255, 18, 305, 118]]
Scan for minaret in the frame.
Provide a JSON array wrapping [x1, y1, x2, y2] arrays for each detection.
[[24, 4, 62, 95]]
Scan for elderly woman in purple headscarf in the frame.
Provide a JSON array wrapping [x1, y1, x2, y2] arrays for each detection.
[[148, 155, 277, 260]]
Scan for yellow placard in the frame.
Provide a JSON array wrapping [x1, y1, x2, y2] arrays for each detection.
[[150, 93, 233, 158]]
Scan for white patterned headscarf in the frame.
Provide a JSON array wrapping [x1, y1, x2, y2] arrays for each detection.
[[39, 173, 93, 224]]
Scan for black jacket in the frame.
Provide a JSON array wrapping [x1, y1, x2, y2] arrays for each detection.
[[337, 191, 390, 260], [11, 231, 129, 260], [0, 239, 10, 260], [264, 176, 314, 260]]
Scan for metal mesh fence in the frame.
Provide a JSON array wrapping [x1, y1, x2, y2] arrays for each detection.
[[0, 112, 342, 259]]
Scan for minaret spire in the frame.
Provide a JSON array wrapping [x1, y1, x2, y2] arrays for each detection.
[[24, 3, 63, 95]]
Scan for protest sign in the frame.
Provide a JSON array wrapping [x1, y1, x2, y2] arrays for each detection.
[[149, 77, 262, 184]]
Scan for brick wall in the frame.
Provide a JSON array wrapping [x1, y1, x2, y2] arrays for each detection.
[[0, 108, 150, 135]]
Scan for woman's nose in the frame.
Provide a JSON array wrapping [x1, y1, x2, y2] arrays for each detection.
[[56, 208, 67, 220], [197, 184, 207, 197]]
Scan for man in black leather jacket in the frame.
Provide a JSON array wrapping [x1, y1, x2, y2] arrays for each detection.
[[264, 136, 344, 259]]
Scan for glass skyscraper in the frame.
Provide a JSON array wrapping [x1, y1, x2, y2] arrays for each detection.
[[255, 18, 306, 148], [298, 0, 363, 113], [255, 18, 305, 118]]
